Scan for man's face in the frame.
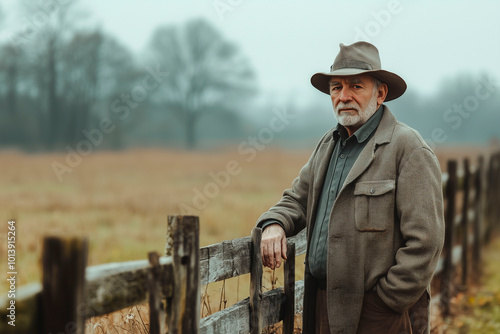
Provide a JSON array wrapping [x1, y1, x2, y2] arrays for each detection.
[[329, 74, 384, 129]]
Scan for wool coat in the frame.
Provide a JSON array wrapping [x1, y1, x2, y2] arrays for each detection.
[[257, 106, 445, 334]]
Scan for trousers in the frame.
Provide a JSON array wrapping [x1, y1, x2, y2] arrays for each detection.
[[315, 288, 413, 334]]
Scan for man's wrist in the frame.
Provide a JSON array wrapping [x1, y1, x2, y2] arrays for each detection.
[[261, 219, 285, 231]]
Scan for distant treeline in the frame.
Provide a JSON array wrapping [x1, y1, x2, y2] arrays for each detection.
[[0, 2, 498, 152]]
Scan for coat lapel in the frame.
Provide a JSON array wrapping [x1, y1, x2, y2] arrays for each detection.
[[343, 139, 376, 187], [341, 105, 396, 189]]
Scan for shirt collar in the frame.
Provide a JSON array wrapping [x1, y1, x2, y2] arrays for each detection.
[[333, 105, 384, 143]]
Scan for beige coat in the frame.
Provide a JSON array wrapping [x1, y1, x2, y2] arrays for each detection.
[[257, 106, 445, 333]]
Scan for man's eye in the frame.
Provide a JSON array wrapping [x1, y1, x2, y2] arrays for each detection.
[[353, 85, 362, 89], [331, 86, 341, 91]]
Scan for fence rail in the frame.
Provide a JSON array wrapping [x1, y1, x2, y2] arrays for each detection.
[[1, 151, 499, 333]]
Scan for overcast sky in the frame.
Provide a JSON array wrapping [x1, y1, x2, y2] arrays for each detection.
[[1, 0, 500, 101]]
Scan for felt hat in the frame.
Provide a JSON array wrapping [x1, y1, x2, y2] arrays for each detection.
[[310, 41, 406, 101]]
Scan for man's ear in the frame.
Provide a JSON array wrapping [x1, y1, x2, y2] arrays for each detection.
[[377, 84, 388, 105]]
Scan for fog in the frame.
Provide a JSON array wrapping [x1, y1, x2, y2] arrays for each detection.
[[0, 0, 498, 151]]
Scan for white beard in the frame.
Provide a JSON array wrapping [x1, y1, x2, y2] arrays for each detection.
[[334, 92, 379, 128]]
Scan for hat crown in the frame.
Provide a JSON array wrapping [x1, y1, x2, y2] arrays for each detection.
[[310, 41, 406, 101], [331, 41, 382, 72]]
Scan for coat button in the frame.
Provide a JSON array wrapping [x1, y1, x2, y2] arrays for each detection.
[[370, 188, 375, 194]]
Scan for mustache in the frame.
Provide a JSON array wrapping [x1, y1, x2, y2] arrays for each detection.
[[335, 103, 360, 113]]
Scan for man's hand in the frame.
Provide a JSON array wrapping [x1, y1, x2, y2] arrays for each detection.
[[261, 224, 287, 269]]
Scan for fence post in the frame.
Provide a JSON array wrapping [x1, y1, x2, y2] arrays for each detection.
[[473, 156, 483, 280], [42, 236, 88, 334], [164, 216, 175, 330], [168, 215, 200, 334], [486, 152, 500, 242], [148, 251, 165, 334], [441, 160, 457, 316], [486, 155, 494, 243], [460, 158, 470, 287], [491, 152, 500, 228], [250, 227, 263, 334], [165, 216, 174, 257], [283, 241, 296, 334]]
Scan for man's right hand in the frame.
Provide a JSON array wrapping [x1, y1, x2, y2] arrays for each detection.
[[260, 224, 287, 269]]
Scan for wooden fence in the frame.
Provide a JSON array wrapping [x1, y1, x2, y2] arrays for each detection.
[[435, 151, 500, 319], [1, 151, 500, 334]]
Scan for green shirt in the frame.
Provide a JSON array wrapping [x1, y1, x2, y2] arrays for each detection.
[[308, 106, 384, 279]]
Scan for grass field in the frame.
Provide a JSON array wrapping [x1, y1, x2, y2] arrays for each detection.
[[0, 144, 497, 332], [443, 235, 500, 333], [0, 148, 312, 317]]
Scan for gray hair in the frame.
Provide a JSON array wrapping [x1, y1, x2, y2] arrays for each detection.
[[372, 77, 383, 90]]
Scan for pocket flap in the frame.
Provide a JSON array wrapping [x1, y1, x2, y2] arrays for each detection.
[[354, 180, 395, 196]]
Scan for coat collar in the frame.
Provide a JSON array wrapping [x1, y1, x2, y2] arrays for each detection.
[[373, 104, 396, 146], [341, 104, 397, 187]]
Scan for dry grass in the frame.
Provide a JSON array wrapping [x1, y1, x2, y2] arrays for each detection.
[[437, 235, 500, 333], [85, 304, 151, 333], [0, 143, 497, 333], [0, 148, 308, 288], [0, 147, 310, 332]]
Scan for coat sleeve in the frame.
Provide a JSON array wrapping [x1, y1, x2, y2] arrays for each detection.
[[255, 131, 330, 237], [377, 146, 445, 312]]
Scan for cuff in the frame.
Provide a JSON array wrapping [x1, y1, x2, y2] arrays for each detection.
[[259, 219, 285, 231]]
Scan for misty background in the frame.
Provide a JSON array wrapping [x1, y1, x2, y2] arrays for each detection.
[[0, 0, 499, 152]]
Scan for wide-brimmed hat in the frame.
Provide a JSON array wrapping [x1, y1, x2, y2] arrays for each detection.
[[310, 41, 406, 101]]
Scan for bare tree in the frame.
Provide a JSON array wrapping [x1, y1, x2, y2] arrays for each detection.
[[147, 18, 256, 149], [59, 30, 137, 148], [58, 31, 101, 146], [7, 0, 135, 150], [11, 0, 98, 149], [0, 38, 43, 149], [0, 45, 19, 116]]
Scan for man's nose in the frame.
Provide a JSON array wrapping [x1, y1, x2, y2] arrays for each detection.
[[339, 87, 353, 102]]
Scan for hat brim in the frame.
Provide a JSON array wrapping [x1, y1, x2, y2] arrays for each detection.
[[310, 68, 407, 102]]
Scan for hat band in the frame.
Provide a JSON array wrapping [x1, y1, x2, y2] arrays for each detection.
[[331, 60, 373, 72]]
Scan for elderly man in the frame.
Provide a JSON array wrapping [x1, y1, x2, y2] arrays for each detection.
[[256, 41, 445, 334]]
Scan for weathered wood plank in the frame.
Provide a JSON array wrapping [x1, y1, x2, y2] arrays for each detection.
[[10, 223, 299, 323], [199, 280, 304, 334], [148, 252, 165, 334], [488, 153, 500, 238], [434, 235, 474, 276], [0, 283, 42, 334], [441, 160, 457, 316], [42, 236, 88, 334], [84, 257, 172, 318], [199, 229, 307, 286], [169, 215, 200, 334], [486, 155, 497, 242], [473, 158, 483, 279], [2, 246, 305, 334], [2, 257, 172, 332], [295, 280, 305, 314], [442, 170, 469, 194], [200, 236, 252, 285], [283, 241, 296, 334], [289, 229, 307, 256], [200, 297, 250, 334], [165, 215, 174, 256], [461, 158, 470, 287], [250, 227, 263, 334]]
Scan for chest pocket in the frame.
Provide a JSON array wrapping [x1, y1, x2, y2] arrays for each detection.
[[354, 180, 395, 232]]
